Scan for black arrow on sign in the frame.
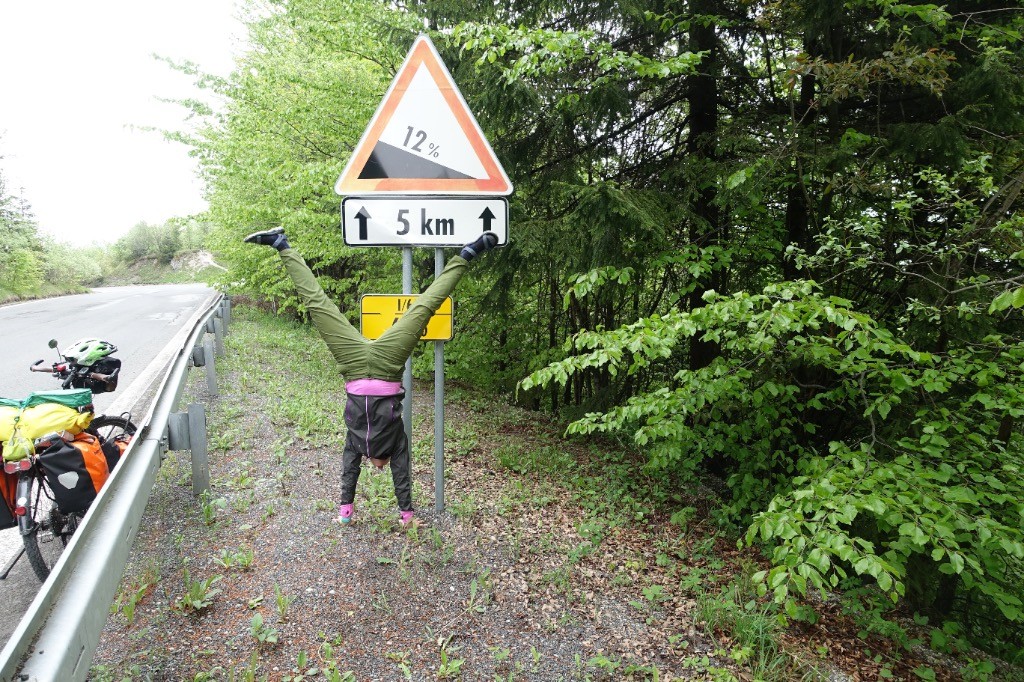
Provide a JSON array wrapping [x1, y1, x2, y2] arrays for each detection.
[[479, 207, 496, 233], [355, 207, 371, 241]]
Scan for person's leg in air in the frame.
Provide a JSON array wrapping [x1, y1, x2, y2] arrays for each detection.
[[245, 227, 369, 371]]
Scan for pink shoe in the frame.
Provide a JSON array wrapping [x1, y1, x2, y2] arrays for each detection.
[[338, 503, 354, 524], [399, 510, 415, 527]]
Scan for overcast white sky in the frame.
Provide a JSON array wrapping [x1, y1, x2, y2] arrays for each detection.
[[0, 1, 245, 246]]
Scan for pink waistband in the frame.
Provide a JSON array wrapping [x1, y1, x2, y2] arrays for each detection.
[[345, 378, 403, 396]]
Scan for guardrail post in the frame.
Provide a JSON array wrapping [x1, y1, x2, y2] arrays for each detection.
[[188, 404, 209, 496], [223, 297, 232, 328], [203, 339, 218, 397], [205, 318, 216, 334], [214, 318, 225, 357], [167, 412, 190, 450], [192, 344, 206, 367], [167, 407, 210, 497]]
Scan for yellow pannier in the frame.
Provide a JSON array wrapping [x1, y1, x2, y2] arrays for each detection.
[[0, 389, 95, 453]]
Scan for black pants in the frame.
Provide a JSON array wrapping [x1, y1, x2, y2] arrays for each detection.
[[341, 392, 412, 511]]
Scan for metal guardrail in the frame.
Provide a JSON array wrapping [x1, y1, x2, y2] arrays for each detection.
[[0, 292, 231, 682]]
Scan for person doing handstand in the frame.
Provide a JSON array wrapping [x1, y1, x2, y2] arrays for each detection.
[[244, 226, 499, 527]]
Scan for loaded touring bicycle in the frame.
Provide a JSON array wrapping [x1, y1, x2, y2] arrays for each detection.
[[0, 339, 136, 581]]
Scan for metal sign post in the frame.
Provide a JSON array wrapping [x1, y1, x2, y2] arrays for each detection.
[[402, 247, 413, 448], [434, 248, 445, 511]]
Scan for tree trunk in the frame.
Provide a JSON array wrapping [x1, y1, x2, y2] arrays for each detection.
[[686, 0, 722, 371], [783, 62, 817, 281]]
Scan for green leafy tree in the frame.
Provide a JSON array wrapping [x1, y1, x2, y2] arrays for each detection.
[[497, 0, 1024, 656], [0, 167, 45, 295], [113, 221, 162, 263]]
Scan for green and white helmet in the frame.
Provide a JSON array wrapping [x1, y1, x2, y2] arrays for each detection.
[[63, 338, 117, 366]]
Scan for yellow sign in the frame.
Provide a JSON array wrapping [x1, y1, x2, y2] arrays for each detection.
[[360, 294, 453, 341]]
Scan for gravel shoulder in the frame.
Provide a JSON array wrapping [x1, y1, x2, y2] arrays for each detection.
[[89, 314, 720, 681]]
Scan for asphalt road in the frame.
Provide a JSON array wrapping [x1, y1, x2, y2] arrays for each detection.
[[0, 283, 215, 646]]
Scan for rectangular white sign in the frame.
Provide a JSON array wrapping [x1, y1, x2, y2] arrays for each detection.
[[342, 197, 508, 247]]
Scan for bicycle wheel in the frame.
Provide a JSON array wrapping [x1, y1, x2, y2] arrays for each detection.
[[88, 414, 137, 443], [19, 474, 66, 581]]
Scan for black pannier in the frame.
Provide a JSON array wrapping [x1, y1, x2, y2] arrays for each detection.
[[37, 435, 109, 514], [100, 437, 121, 473], [0, 500, 14, 531], [86, 357, 121, 393]]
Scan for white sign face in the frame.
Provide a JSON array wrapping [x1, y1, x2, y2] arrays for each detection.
[[335, 34, 512, 196], [342, 197, 508, 247], [373, 64, 488, 180]]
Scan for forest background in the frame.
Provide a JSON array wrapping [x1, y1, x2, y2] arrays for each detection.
[[3, 0, 1023, 675]]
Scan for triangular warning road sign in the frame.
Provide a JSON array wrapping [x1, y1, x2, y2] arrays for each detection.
[[335, 34, 512, 196]]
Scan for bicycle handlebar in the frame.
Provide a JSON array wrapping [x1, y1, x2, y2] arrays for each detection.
[[29, 358, 116, 385], [29, 360, 66, 373]]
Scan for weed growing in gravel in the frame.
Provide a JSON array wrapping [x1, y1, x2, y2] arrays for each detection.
[[273, 443, 292, 467], [90, 663, 144, 681], [156, 449, 187, 487], [250, 612, 280, 645], [273, 466, 292, 496], [394, 541, 415, 582], [232, 490, 257, 513], [630, 583, 668, 625], [273, 583, 295, 621], [229, 650, 268, 682], [543, 566, 573, 598], [214, 546, 255, 571], [495, 479, 526, 515], [466, 568, 493, 614], [208, 429, 240, 453], [424, 525, 442, 548], [558, 610, 581, 628], [199, 491, 227, 526], [489, 646, 511, 663], [282, 650, 318, 681], [448, 493, 478, 519], [371, 589, 392, 615], [436, 635, 465, 679], [317, 642, 357, 682], [228, 464, 256, 490], [419, 525, 456, 566], [505, 528, 523, 561], [386, 651, 413, 679], [572, 652, 668, 681], [359, 466, 402, 532], [111, 567, 156, 624], [569, 517, 610, 563], [175, 569, 223, 612], [529, 645, 543, 671], [217, 402, 245, 422], [610, 570, 633, 588]]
